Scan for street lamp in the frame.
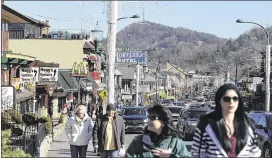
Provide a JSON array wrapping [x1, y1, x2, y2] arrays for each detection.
[[236, 19, 270, 112], [91, 21, 103, 53], [117, 14, 140, 21]]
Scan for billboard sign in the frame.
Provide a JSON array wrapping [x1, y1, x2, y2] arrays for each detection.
[[20, 67, 39, 82], [116, 51, 147, 64], [39, 67, 58, 82], [1, 86, 16, 110]]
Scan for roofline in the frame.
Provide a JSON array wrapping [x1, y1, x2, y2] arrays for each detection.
[[2, 4, 50, 27]]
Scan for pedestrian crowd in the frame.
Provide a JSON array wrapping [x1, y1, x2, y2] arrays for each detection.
[[64, 83, 262, 158]]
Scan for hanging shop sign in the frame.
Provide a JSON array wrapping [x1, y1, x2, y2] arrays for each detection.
[[39, 67, 58, 82], [20, 67, 39, 82]]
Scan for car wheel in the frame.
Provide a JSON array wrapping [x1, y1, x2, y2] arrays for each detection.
[[263, 144, 272, 158]]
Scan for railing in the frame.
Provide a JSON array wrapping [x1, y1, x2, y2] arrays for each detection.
[[2, 109, 47, 157]]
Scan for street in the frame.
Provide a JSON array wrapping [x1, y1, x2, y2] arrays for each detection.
[[48, 132, 192, 157]]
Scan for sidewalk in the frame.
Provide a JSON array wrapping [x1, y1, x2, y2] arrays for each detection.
[[47, 128, 98, 157], [47, 117, 98, 157]]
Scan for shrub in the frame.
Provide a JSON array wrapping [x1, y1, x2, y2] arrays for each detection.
[[41, 117, 52, 135], [1, 130, 31, 157], [6, 109, 23, 124], [59, 114, 67, 124], [2, 112, 12, 122], [22, 113, 39, 126]]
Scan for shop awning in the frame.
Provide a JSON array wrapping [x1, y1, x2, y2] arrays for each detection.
[[16, 89, 35, 102], [58, 70, 78, 92], [73, 72, 99, 90]]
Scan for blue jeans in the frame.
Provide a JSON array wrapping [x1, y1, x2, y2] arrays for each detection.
[[70, 145, 88, 158], [100, 150, 119, 158]]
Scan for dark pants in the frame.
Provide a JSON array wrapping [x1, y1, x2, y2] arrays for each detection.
[[70, 145, 88, 158], [100, 150, 119, 158]]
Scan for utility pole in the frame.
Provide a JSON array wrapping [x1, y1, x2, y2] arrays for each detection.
[[136, 63, 140, 106], [235, 59, 238, 86], [266, 45, 270, 112], [107, 1, 118, 104]]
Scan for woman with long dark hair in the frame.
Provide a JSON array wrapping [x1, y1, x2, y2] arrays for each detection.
[[191, 83, 261, 157], [125, 104, 189, 158]]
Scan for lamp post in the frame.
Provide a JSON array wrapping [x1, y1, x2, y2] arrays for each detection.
[[236, 19, 270, 112], [48, 87, 54, 141], [156, 63, 161, 103], [107, 1, 140, 105], [91, 21, 103, 53]]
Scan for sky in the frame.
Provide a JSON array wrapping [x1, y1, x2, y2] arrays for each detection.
[[4, 1, 272, 39]]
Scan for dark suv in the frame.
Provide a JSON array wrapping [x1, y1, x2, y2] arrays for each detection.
[[121, 106, 147, 133], [177, 107, 211, 141], [166, 106, 183, 127], [248, 111, 272, 158]]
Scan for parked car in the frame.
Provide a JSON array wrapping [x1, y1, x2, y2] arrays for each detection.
[[121, 106, 148, 133], [165, 106, 183, 127], [173, 101, 185, 107], [248, 111, 272, 158], [177, 107, 211, 141], [161, 99, 173, 106]]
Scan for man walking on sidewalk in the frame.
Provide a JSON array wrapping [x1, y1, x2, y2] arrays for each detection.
[[92, 103, 125, 158]]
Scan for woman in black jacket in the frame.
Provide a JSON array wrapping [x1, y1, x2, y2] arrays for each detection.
[[191, 83, 261, 158]]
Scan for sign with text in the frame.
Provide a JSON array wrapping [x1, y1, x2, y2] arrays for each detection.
[[1, 86, 15, 110], [20, 67, 39, 82], [39, 67, 58, 82], [116, 51, 147, 64], [138, 85, 150, 93]]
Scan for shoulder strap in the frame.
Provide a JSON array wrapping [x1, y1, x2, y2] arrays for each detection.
[[167, 136, 174, 149]]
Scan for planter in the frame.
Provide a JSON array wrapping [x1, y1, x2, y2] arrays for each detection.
[[23, 114, 40, 126], [59, 114, 67, 124]]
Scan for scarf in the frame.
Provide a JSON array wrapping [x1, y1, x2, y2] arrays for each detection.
[[142, 129, 161, 151], [76, 115, 84, 126]]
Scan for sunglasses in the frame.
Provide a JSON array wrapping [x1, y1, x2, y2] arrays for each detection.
[[222, 96, 239, 102], [147, 115, 159, 120]]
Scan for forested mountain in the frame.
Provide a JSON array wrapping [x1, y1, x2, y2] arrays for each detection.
[[102, 20, 271, 78]]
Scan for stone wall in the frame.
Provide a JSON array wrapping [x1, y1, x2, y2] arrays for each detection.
[[39, 123, 65, 157]]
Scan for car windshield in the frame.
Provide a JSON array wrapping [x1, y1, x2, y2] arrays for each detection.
[[268, 115, 272, 130], [187, 110, 207, 118], [167, 107, 182, 114], [123, 109, 145, 115]]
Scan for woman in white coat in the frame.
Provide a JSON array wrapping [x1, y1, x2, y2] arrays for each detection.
[[65, 105, 93, 158]]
